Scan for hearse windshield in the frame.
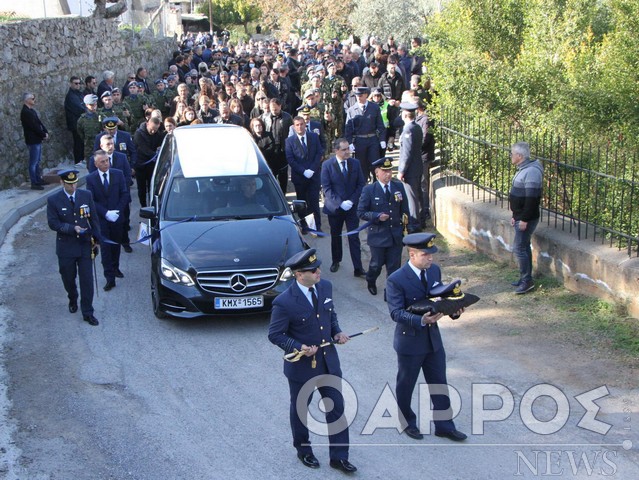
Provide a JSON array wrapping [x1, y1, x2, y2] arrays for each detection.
[[163, 174, 288, 220]]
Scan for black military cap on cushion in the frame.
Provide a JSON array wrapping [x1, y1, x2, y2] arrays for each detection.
[[372, 157, 393, 170], [406, 279, 481, 316], [285, 249, 322, 271], [58, 169, 80, 184], [403, 233, 438, 253], [354, 86, 371, 95]]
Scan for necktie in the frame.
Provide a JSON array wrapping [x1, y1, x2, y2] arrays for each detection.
[[384, 184, 391, 202], [309, 286, 318, 312], [340, 160, 347, 176], [420, 269, 429, 292], [69, 195, 74, 206], [103, 172, 109, 189]]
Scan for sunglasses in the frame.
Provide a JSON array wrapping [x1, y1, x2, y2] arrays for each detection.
[[73, 82, 81, 85]]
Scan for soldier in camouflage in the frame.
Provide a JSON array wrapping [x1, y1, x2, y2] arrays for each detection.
[[76, 94, 103, 164], [123, 82, 151, 134]]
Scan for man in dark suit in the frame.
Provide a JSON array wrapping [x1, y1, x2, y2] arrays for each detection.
[[285, 116, 324, 233], [90, 134, 134, 253], [321, 138, 366, 275], [397, 102, 425, 233], [47, 169, 101, 326], [86, 150, 130, 291], [268, 249, 357, 474], [386, 233, 467, 442], [357, 158, 409, 295]]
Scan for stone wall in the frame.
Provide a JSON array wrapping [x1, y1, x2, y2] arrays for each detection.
[[431, 171, 639, 320], [1, 16, 177, 189]]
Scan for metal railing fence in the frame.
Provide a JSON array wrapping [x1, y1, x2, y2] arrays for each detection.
[[438, 107, 639, 257]]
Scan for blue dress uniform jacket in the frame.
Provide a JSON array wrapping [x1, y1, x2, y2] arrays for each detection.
[[47, 189, 101, 257], [268, 279, 342, 383], [386, 262, 444, 355], [47, 188, 101, 316], [94, 130, 138, 167], [268, 279, 350, 460], [357, 180, 409, 248], [386, 261, 457, 433]]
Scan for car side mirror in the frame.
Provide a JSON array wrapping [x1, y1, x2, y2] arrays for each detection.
[[291, 200, 307, 217], [139, 206, 157, 220]]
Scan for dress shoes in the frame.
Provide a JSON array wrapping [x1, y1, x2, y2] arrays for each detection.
[[353, 268, 366, 277], [83, 314, 99, 326], [515, 280, 535, 295], [405, 426, 424, 440], [367, 283, 377, 295], [68, 301, 78, 314], [103, 280, 116, 291], [330, 459, 357, 473], [30, 184, 44, 190], [123, 244, 133, 253], [297, 453, 320, 469], [435, 429, 468, 442], [330, 262, 340, 273], [115, 269, 124, 278], [511, 279, 522, 287]]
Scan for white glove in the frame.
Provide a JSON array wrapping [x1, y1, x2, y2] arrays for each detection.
[[105, 210, 120, 222], [303, 169, 314, 179], [349, 144, 356, 153], [380, 141, 387, 149], [340, 200, 353, 211]]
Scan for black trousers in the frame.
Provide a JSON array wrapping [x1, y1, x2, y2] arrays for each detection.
[[293, 178, 321, 230], [135, 162, 155, 207], [327, 210, 362, 270], [100, 221, 124, 281]]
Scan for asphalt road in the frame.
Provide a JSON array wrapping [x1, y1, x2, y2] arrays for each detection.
[[0, 205, 637, 479]]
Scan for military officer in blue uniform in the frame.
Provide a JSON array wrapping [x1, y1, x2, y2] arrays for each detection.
[[386, 233, 467, 442], [344, 87, 386, 180], [268, 249, 357, 474], [46, 169, 101, 326], [357, 157, 409, 296], [93, 117, 138, 169]]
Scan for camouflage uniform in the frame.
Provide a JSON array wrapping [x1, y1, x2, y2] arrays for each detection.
[[98, 105, 130, 131], [149, 90, 171, 118], [123, 94, 150, 134], [76, 112, 103, 161], [321, 75, 346, 146]]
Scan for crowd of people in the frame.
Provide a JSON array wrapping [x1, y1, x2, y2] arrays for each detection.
[[36, 31, 545, 474]]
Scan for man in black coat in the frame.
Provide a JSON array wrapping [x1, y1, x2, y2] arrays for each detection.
[[47, 169, 101, 326], [261, 98, 293, 193], [65, 78, 87, 163], [133, 117, 166, 207], [20, 92, 48, 189]]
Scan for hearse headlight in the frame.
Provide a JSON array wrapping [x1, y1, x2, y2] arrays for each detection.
[[160, 258, 195, 286], [279, 266, 294, 282]]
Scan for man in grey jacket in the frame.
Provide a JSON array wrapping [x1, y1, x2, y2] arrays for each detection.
[[508, 142, 544, 294], [397, 102, 424, 233]]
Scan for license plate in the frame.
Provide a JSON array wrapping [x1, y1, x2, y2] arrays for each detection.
[[214, 296, 264, 309]]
